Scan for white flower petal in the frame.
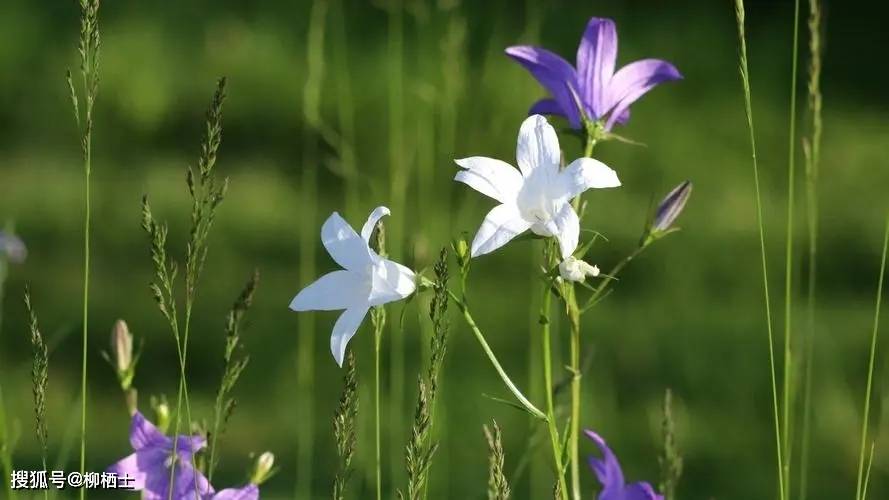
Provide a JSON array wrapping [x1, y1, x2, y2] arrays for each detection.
[[454, 157, 523, 204], [289, 270, 364, 312], [542, 203, 580, 259], [330, 305, 370, 367], [369, 259, 417, 306], [360, 206, 391, 243], [470, 204, 533, 257], [321, 212, 373, 271], [516, 115, 561, 178], [559, 158, 621, 201]]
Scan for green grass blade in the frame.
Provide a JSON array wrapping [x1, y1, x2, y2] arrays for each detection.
[[854, 216, 889, 500], [733, 2, 785, 498]]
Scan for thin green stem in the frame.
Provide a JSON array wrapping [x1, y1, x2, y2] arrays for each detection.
[[854, 216, 889, 500], [781, 3, 801, 497], [567, 291, 581, 500], [79, 104, 91, 500], [450, 290, 547, 421], [374, 310, 384, 500], [734, 2, 785, 498], [799, 2, 822, 496], [540, 243, 569, 500]]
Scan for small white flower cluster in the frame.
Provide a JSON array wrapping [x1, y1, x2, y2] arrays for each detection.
[[559, 256, 600, 283], [290, 115, 618, 366]]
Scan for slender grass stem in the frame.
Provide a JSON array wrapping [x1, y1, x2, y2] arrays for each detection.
[[734, 2, 785, 498], [373, 308, 386, 500], [540, 242, 569, 500], [450, 289, 547, 421], [80, 149, 90, 494], [798, 2, 822, 496], [854, 216, 889, 500], [781, 3, 802, 497]]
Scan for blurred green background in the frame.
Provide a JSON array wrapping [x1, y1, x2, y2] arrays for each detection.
[[2, 0, 889, 498]]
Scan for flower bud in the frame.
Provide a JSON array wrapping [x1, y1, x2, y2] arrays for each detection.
[[0, 231, 27, 264], [111, 320, 133, 374], [652, 181, 692, 233], [559, 256, 600, 283], [151, 397, 170, 434], [250, 451, 276, 485]]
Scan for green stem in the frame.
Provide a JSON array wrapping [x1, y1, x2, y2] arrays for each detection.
[[450, 290, 547, 421], [540, 243, 569, 500], [567, 290, 581, 500], [799, 1, 822, 496], [734, 2, 785, 496], [373, 307, 385, 500], [781, 3, 801, 497], [854, 216, 889, 500], [79, 106, 91, 500]]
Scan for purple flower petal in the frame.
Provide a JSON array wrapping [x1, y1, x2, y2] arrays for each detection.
[[585, 430, 626, 498], [603, 59, 682, 130], [528, 98, 562, 117], [576, 17, 617, 118], [505, 46, 582, 128], [130, 411, 172, 450], [210, 484, 260, 500], [143, 459, 212, 500], [624, 482, 664, 500], [106, 448, 168, 491]]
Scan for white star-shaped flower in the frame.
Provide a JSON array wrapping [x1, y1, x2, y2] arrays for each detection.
[[289, 206, 416, 366], [455, 114, 621, 259]]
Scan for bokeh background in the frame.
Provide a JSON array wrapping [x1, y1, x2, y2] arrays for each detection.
[[2, 0, 889, 498]]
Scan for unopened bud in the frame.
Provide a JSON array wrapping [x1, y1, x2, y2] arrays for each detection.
[[0, 231, 27, 264], [652, 181, 692, 233], [151, 397, 170, 434], [111, 320, 133, 374], [452, 235, 471, 276], [559, 256, 600, 282], [250, 452, 276, 485]]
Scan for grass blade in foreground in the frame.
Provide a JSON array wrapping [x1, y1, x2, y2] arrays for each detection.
[[780, 3, 801, 497], [854, 215, 889, 500], [798, 1, 823, 496], [733, 1, 785, 497], [67, 2, 101, 491]]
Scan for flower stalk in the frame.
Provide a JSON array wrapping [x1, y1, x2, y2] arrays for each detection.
[[68, 2, 101, 491]]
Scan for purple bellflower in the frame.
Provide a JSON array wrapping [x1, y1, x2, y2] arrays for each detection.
[[107, 411, 212, 500], [205, 484, 259, 500], [506, 17, 681, 131], [586, 430, 663, 500]]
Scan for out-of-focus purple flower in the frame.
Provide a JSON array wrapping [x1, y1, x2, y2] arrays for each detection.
[[652, 181, 692, 233], [205, 484, 259, 500], [107, 411, 212, 500], [585, 430, 663, 500], [0, 231, 27, 264], [506, 17, 682, 131]]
